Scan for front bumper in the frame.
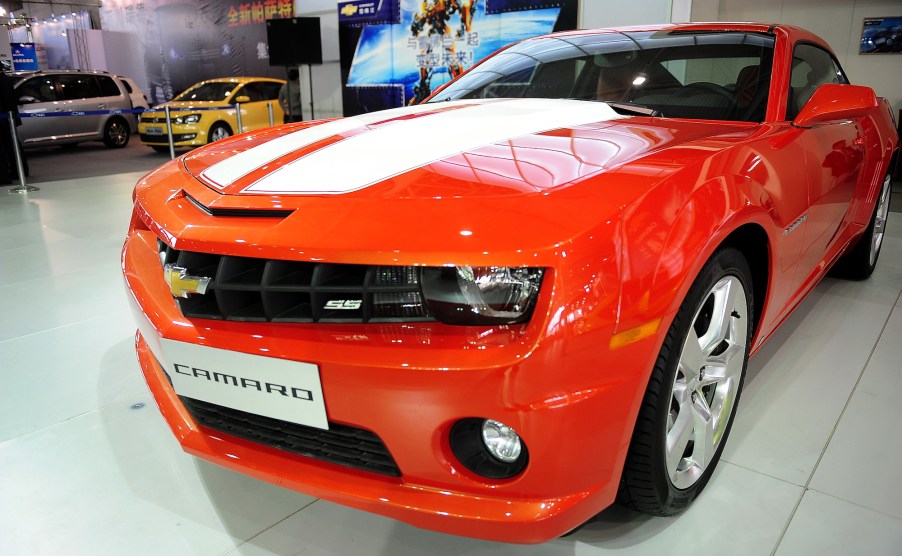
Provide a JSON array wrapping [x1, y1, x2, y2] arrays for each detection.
[[122, 222, 659, 543], [138, 122, 205, 147]]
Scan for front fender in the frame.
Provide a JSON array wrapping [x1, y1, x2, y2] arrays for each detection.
[[617, 172, 776, 337]]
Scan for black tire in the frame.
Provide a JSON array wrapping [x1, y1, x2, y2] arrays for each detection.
[[830, 173, 892, 280], [208, 122, 232, 143], [151, 146, 170, 153], [103, 117, 130, 148], [618, 247, 754, 516]]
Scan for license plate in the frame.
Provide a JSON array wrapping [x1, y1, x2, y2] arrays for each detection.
[[158, 339, 329, 430], [146, 126, 163, 135]]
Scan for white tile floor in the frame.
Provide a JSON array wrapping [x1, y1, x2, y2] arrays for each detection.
[[1, 174, 901, 556]]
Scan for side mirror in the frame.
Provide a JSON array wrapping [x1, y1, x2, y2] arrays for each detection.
[[234, 95, 251, 104], [18, 95, 37, 104], [793, 83, 878, 128]]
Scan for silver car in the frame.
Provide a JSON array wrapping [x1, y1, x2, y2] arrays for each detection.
[[13, 70, 145, 148]]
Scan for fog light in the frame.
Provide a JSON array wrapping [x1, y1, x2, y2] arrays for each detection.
[[481, 419, 521, 463], [449, 418, 528, 479]]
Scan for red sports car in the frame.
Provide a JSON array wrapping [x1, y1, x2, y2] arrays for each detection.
[[122, 23, 898, 543]]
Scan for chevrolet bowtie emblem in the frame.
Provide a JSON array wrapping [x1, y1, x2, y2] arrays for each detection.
[[163, 264, 211, 298], [340, 4, 358, 16]]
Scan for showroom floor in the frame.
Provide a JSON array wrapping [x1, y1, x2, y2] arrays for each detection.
[[1, 172, 901, 556]]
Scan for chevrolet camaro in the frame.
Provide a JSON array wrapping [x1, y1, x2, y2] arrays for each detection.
[[122, 23, 898, 543]]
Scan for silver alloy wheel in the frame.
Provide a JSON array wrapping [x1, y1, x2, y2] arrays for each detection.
[[209, 125, 230, 142], [869, 174, 892, 267], [666, 275, 748, 490], [107, 121, 128, 146]]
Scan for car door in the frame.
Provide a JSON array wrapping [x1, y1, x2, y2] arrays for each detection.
[[15, 75, 62, 145], [96, 74, 136, 131], [56, 73, 104, 138], [231, 81, 276, 132], [787, 44, 865, 292], [258, 80, 284, 122]]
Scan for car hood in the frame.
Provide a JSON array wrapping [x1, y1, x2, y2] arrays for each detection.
[[182, 98, 752, 201], [137, 98, 756, 264]]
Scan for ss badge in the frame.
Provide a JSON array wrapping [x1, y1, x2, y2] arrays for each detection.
[[324, 299, 362, 310]]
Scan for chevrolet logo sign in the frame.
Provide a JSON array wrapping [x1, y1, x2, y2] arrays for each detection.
[[340, 3, 358, 16], [164, 264, 211, 298]]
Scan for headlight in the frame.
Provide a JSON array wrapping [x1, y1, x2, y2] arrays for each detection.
[[421, 266, 544, 325], [173, 114, 200, 124]]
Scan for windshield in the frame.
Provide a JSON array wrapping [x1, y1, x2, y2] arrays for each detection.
[[174, 82, 237, 102], [428, 31, 775, 122]]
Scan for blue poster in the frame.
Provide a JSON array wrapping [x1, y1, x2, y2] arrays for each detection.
[[860, 17, 902, 53], [11, 43, 39, 71], [339, 0, 576, 113]]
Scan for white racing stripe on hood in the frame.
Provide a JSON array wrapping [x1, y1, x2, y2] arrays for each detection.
[[241, 98, 624, 195], [199, 100, 477, 189]]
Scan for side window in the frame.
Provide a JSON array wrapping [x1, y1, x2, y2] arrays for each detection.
[[259, 82, 282, 100], [667, 57, 762, 88], [233, 83, 264, 102], [97, 75, 122, 97], [786, 44, 847, 120], [57, 74, 103, 100], [231, 84, 247, 102], [16, 76, 58, 103]]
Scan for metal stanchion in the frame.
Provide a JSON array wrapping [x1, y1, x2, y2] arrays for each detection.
[[235, 103, 244, 134], [165, 105, 176, 160], [267, 102, 274, 127], [307, 64, 315, 120], [8, 111, 37, 194]]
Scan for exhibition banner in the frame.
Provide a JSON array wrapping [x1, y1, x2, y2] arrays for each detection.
[[100, 0, 292, 105], [338, 0, 400, 26], [338, 0, 578, 115], [11, 43, 40, 71]]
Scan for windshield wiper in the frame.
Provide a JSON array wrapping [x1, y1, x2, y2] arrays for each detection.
[[604, 101, 662, 117]]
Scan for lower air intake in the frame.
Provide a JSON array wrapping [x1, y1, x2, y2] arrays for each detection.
[[180, 396, 402, 477]]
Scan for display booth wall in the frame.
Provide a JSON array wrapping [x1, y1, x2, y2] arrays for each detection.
[[98, 0, 294, 104]]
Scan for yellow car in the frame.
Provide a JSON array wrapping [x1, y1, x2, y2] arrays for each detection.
[[139, 77, 286, 151]]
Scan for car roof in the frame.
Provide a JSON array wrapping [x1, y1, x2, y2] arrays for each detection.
[[11, 69, 119, 77], [10, 69, 142, 86], [190, 77, 286, 86], [528, 22, 831, 52]]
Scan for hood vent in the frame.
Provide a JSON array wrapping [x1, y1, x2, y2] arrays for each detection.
[[185, 191, 294, 218]]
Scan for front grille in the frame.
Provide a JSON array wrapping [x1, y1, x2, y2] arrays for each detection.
[[181, 397, 401, 477], [140, 115, 165, 123], [159, 240, 436, 323]]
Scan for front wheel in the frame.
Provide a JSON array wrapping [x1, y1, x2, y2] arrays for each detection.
[[831, 172, 892, 280], [103, 117, 130, 148], [208, 123, 232, 143], [618, 247, 753, 515]]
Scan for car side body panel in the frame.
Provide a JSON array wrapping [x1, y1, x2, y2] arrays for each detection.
[[14, 70, 140, 147]]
